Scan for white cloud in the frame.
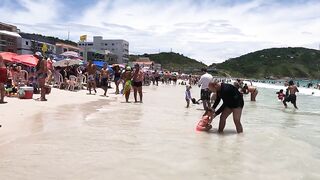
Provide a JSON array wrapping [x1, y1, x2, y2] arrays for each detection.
[[1, 0, 320, 65]]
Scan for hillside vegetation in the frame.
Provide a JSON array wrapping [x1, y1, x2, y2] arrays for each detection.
[[130, 52, 207, 72], [213, 47, 320, 79]]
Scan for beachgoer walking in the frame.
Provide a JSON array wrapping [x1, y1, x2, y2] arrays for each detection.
[[154, 70, 160, 86], [121, 66, 133, 102], [0, 55, 8, 104], [132, 64, 144, 103], [185, 85, 192, 108], [209, 81, 244, 133], [86, 60, 97, 94], [198, 68, 213, 110], [100, 64, 110, 96], [113, 65, 121, 94], [283, 80, 299, 109], [35, 52, 48, 101]]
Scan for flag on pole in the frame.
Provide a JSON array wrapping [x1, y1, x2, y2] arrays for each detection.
[[80, 35, 87, 42]]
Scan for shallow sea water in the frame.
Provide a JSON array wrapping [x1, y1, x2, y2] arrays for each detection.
[[0, 83, 319, 180]]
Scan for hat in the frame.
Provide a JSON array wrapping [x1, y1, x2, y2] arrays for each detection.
[[126, 66, 131, 71], [34, 52, 43, 59]]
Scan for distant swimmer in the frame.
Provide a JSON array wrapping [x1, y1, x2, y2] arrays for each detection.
[[242, 82, 258, 101], [283, 80, 299, 109], [276, 89, 285, 101]]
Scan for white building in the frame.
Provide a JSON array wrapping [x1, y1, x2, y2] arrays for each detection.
[[17, 33, 56, 55], [78, 36, 129, 64]]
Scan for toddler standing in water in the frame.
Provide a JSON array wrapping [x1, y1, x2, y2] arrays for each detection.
[[196, 108, 214, 131], [185, 85, 192, 108]]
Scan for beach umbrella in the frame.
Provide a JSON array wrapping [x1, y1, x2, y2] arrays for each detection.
[[12, 54, 39, 67], [60, 51, 81, 59], [0, 52, 18, 63], [92, 60, 106, 68], [53, 58, 83, 67]]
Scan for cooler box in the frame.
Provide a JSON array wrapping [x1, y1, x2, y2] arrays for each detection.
[[19, 87, 34, 99]]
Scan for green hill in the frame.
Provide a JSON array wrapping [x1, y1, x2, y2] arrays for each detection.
[[212, 47, 320, 79], [129, 52, 207, 72]]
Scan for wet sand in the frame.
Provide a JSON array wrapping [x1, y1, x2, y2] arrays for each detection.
[[0, 84, 319, 180]]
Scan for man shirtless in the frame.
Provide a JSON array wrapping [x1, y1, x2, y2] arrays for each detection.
[[283, 80, 299, 109], [132, 64, 144, 103], [121, 66, 133, 102], [87, 60, 97, 94], [100, 64, 110, 96]]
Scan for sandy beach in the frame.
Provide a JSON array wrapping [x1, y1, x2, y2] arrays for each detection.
[[0, 83, 320, 180]]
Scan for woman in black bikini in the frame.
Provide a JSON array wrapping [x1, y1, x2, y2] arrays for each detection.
[[209, 80, 244, 133]]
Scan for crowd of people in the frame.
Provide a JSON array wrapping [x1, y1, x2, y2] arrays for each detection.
[[191, 68, 304, 134], [0, 52, 310, 135], [0, 52, 193, 104]]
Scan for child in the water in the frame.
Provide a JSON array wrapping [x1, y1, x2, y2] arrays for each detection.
[[196, 108, 214, 131], [185, 85, 192, 108], [276, 89, 285, 101]]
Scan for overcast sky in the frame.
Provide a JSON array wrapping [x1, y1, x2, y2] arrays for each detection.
[[1, 0, 320, 64]]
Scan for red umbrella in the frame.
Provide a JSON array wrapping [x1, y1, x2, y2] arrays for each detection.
[[0, 52, 18, 63], [12, 55, 39, 67]]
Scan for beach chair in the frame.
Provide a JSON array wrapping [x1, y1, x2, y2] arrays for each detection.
[[53, 73, 64, 89], [77, 74, 87, 89]]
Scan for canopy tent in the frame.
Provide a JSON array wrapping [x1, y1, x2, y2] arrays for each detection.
[[0, 52, 18, 63], [12, 55, 39, 67]]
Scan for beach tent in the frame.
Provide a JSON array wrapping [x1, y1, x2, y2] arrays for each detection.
[[12, 55, 39, 67], [0, 52, 18, 63]]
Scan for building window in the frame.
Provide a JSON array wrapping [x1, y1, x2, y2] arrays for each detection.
[[26, 41, 29, 46], [64, 48, 67, 52], [105, 43, 108, 46], [112, 43, 114, 46], [88, 43, 93, 46]]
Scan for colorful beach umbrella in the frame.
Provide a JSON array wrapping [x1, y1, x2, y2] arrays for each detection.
[[12, 55, 39, 67], [0, 52, 18, 63]]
